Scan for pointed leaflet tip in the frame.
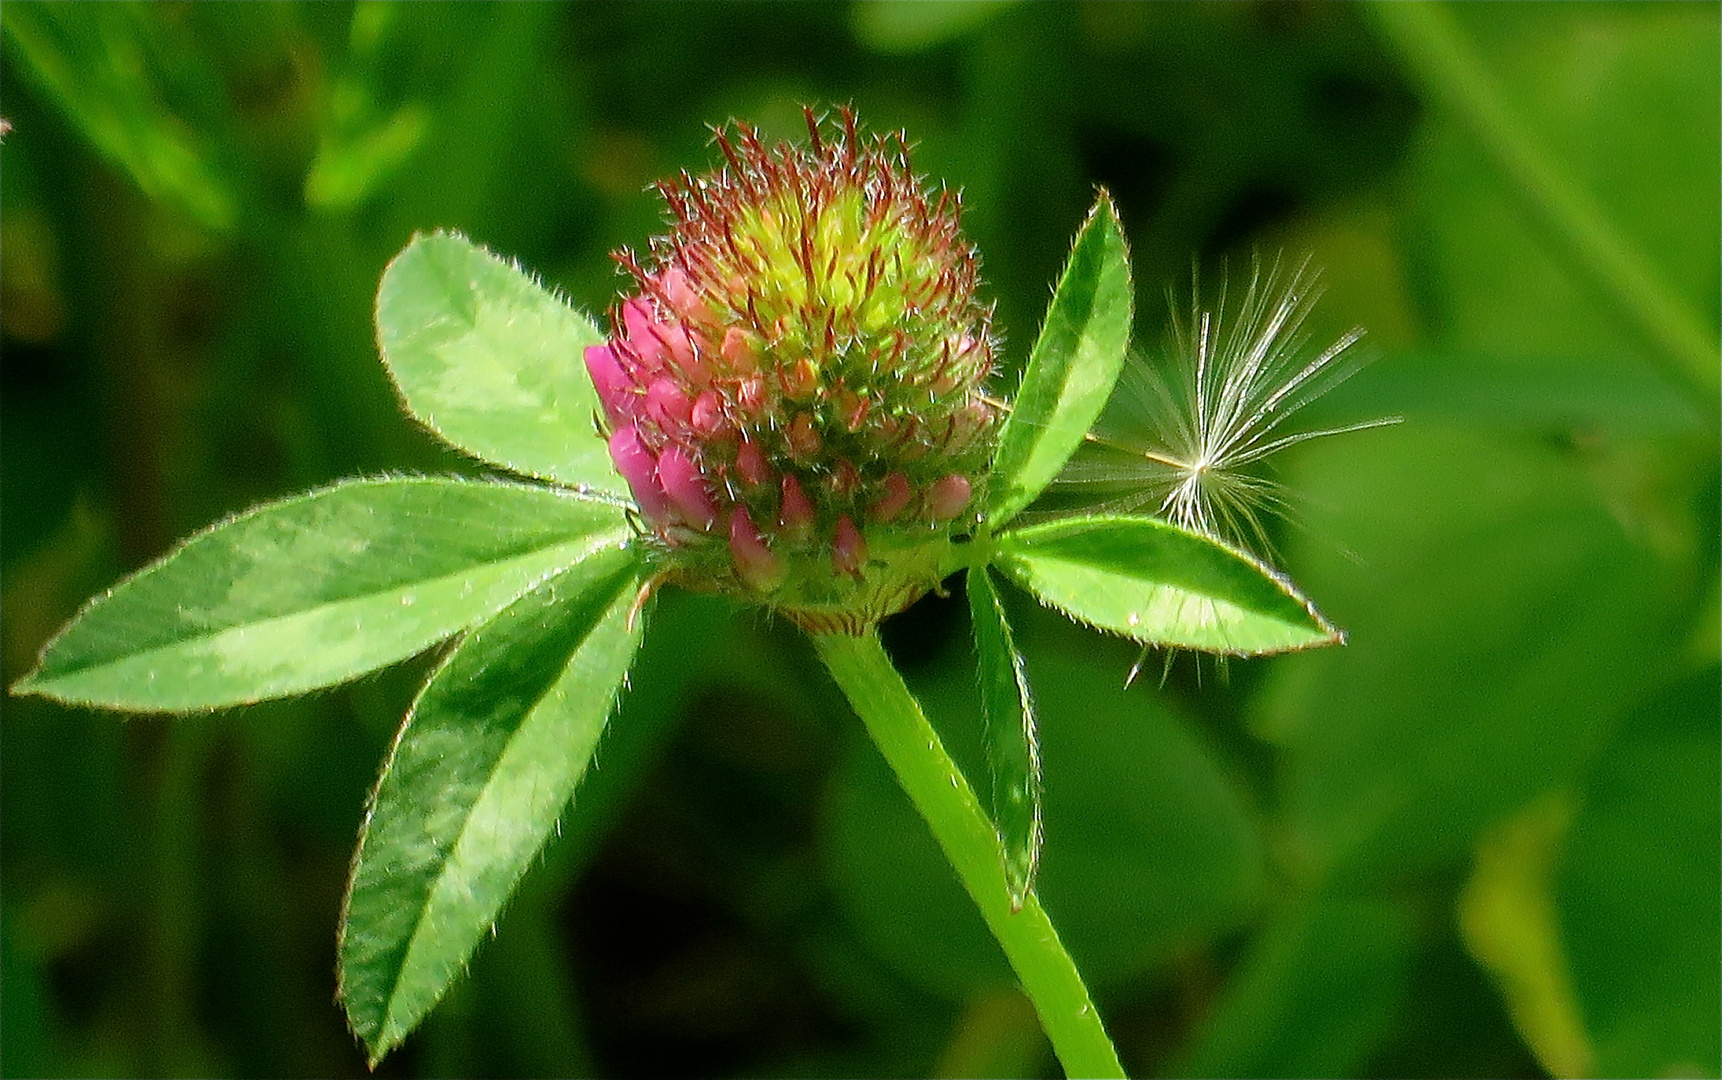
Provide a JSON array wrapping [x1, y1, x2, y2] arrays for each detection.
[[985, 192, 1133, 530], [11, 478, 636, 711], [994, 514, 1343, 657], [340, 560, 646, 1066]]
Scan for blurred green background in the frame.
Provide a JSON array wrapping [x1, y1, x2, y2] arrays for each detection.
[[2, 2, 1715, 1077]]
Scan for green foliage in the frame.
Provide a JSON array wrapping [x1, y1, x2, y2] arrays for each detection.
[[828, 616, 1268, 995], [376, 232, 617, 490], [966, 565, 1040, 910], [2, 4, 241, 231], [340, 559, 644, 1064], [995, 514, 1339, 654], [9, 105, 1305, 1071], [3, 2, 1714, 1078], [14, 478, 631, 710], [1558, 669, 1721, 1078], [986, 192, 1133, 528], [1170, 897, 1416, 1078]]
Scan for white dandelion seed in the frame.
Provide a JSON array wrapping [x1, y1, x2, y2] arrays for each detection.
[[1048, 252, 1399, 687], [1058, 251, 1400, 564]]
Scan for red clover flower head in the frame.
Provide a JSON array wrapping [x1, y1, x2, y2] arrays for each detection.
[[586, 107, 997, 632]]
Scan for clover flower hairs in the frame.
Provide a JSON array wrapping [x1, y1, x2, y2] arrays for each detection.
[[586, 108, 997, 634]]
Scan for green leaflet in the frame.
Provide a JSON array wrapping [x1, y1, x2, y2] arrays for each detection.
[[986, 193, 1132, 528], [376, 231, 619, 490], [967, 565, 1041, 910], [825, 612, 1268, 999], [339, 556, 646, 1065], [13, 478, 633, 711], [994, 514, 1340, 655]]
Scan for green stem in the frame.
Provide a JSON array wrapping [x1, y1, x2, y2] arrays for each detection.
[[813, 630, 1125, 1079], [1366, 0, 1720, 404]]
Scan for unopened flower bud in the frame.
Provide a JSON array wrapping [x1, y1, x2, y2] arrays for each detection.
[[591, 107, 998, 632]]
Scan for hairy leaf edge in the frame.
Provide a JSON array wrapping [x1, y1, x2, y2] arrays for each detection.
[[11, 475, 634, 709], [338, 557, 649, 1063], [992, 515, 1344, 656]]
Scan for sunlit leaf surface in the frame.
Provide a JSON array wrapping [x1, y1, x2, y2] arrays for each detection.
[[994, 514, 1340, 656], [377, 231, 618, 490], [986, 193, 1132, 528], [15, 478, 632, 710], [340, 558, 645, 1064]]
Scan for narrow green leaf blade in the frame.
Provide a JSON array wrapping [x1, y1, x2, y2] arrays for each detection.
[[986, 193, 1133, 527], [339, 557, 645, 1065], [13, 478, 632, 710], [967, 565, 1042, 910], [994, 515, 1340, 655], [376, 231, 617, 488]]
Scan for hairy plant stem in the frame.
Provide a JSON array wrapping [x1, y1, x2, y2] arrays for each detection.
[[814, 630, 1125, 1079]]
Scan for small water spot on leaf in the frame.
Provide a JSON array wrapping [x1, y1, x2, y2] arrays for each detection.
[[1127, 611, 1140, 627], [399, 593, 416, 607]]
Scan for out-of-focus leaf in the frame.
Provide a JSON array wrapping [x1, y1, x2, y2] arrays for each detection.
[[826, 614, 1265, 996], [966, 565, 1040, 910], [1557, 667, 1720, 1079], [986, 193, 1132, 528], [1458, 793, 1593, 1080], [1312, 349, 1712, 438], [1, 5, 238, 231], [994, 515, 1340, 655], [13, 478, 631, 710], [339, 558, 645, 1066], [1254, 426, 1705, 883], [1387, 2, 1719, 400], [305, 103, 430, 211], [850, 0, 1019, 54], [376, 232, 616, 489], [1170, 897, 1415, 1079]]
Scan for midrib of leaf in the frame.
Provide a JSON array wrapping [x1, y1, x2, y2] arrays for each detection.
[[993, 514, 1340, 655], [362, 566, 640, 1055], [1018, 550, 1320, 646], [22, 532, 624, 704], [985, 193, 1133, 528]]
